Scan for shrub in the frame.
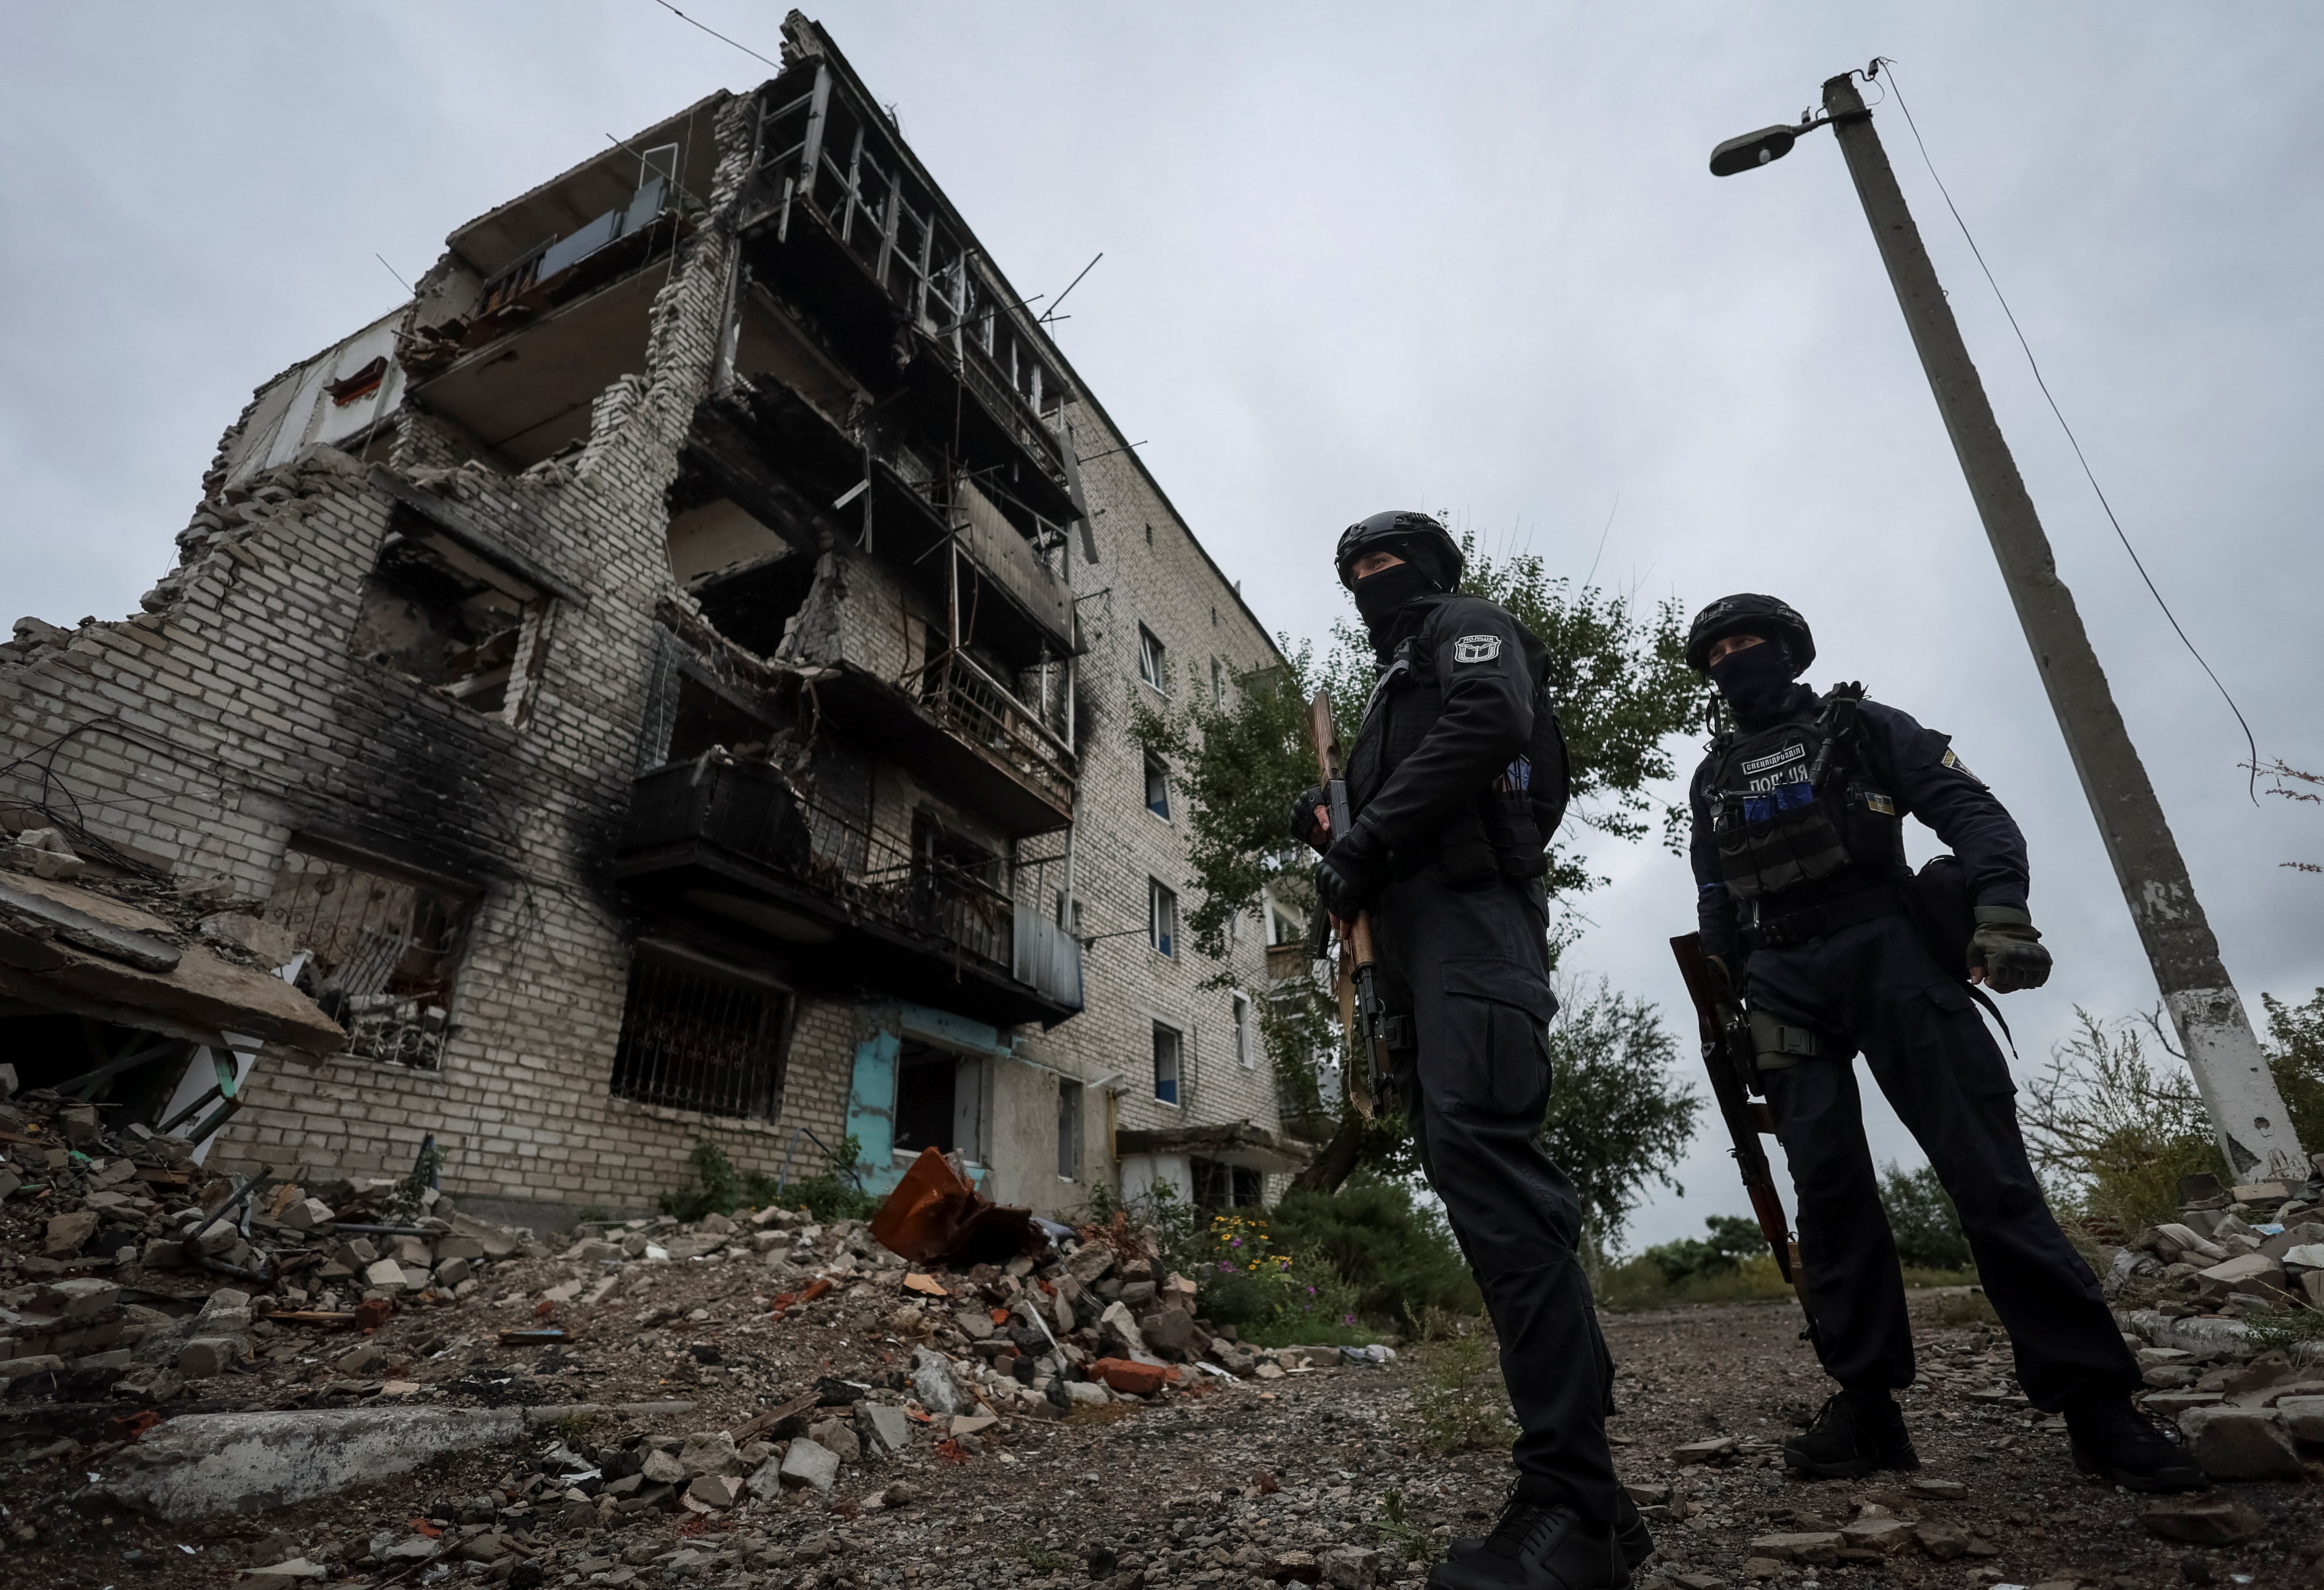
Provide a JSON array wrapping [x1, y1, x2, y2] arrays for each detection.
[[1636, 1214, 1763, 1286], [2021, 1010, 2227, 1235], [1266, 1173, 1482, 1328], [659, 1137, 874, 1223], [1403, 1308, 1517, 1454]]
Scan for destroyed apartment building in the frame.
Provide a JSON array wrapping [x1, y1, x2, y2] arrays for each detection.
[[0, 12, 1318, 1226]]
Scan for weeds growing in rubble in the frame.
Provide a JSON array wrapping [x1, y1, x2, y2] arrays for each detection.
[[659, 1138, 876, 1224], [1376, 1489, 1448, 1567], [1403, 1308, 1517, 1455]]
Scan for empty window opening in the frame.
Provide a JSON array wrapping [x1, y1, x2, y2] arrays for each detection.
[[609, 948, 789, 1119], [1144, 522, 1153, 547], [1056, 1078, 1084, 1180], [1192, 1157, 1264, 1212], [1152, 1021, 1184, 1106], [1136, 625, 1166, 691], [1149, 878, 1178, 958], [1143, 753, 1171, 820], [1234, 993, 1255, 1068], [893, 1041, 986, 1164], [265, 845, 471, 1069], [668, 498, 817, 657], [911, 814, 1007, 966], [663, 675, 772, 766], [349, 515, 547, 720], [1211, 657, 1225, 706], [1263, 886, 1306, 947]]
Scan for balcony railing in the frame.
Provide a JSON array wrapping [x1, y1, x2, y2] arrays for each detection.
[[912, 650, 1074, 814], [619, 757, 1082, 1014]]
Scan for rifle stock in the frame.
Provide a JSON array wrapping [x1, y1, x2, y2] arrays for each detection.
[[1670, 931, 1814, 1326]]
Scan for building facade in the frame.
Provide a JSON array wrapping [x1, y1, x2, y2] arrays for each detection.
[[0, 14, 1308, 1225]]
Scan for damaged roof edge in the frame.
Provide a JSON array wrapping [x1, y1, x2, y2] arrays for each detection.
[[781, 15, 1287, 666], [439, 89, 732, 275]]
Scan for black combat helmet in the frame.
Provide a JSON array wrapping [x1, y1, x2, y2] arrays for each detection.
[[1334, 510, 1463, 592], [1684, 593, 1815, 674]]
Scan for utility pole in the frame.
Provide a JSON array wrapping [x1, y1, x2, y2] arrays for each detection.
[[1813, 72, 2307, 1184]]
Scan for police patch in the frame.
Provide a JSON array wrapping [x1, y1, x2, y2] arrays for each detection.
[[1941, 747, 1976, 780], [1452, 634, 1502, 664]]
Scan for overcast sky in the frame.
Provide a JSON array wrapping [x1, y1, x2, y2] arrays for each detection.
[[6, 3, 2320, 1251]]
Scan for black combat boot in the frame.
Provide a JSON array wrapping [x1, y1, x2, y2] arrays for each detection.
[[1783, 1389, 1919, 1478], [1427, 1499, 1630, 1590], [2065, 1396, 2209, 1492], [1450, 1489, 1653, 1573]]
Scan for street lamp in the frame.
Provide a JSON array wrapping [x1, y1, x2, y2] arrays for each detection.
[[1706, 70, 2309, 1186]]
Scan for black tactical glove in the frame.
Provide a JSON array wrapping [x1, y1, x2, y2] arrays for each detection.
[[1289, 785, 1329, 853], [1970, 906, 2051, 992], [1315, 820, 1392, 921]]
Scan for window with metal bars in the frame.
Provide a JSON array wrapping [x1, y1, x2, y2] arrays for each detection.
[[264, 844, 472, 1069], [608, 950, 789, 1120]]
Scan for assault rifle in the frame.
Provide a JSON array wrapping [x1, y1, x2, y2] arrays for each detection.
[[1669, 932, 1815, 1326], [1309, 690, 1385, 1119]]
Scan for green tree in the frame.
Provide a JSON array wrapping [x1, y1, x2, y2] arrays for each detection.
[[1540, 978, 1703, 1256], [1640, 1214, 1766, 1285], [1877, 1162, 1972, 1271]]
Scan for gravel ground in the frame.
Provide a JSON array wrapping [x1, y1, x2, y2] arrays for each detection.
[[6, 1242, 2319, 1590]]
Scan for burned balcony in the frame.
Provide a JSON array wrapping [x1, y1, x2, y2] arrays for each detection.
[[616, 758, 1081, 1028]]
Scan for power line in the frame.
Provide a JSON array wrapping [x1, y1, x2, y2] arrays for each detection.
[[1871, 58, 2262, 800], [647, 0, 781, 73]]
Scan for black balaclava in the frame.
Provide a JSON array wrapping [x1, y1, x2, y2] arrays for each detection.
[[1709, 639, 1802, 728], [1351, 560, 1437, 637]]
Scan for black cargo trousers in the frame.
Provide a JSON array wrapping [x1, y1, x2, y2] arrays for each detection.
[[1372, 865, 1622, 1523], [1746, 911, 2140, 1408]]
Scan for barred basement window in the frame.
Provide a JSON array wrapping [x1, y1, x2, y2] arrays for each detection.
[[264, 843, 473, 1069], [609, 948, 789, 1119]]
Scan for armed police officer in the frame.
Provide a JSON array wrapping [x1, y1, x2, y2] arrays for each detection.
[[1294, 512, 1648, 1590], [1684, 593, 2202, 1493]]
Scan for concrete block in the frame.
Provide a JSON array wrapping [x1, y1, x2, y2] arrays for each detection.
[[779, 1437, 840, 1493], [678, 1430, 738, 1477], [2274, 1394, 2324, 1446], [87, 1406, 529, 1520], [2178, 1406, 2303, 1482], [857, 1402, 913, 1454], [178, 1337, 246, 1379]]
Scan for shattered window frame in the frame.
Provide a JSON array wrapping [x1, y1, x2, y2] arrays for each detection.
[[1136, 625, 1166, 693], [1233, 992, 1255, 1069], [347, 508, 554, 726], [264, 842, 476, 1071], [1148, 877, 1177, 959], [607, 944, 791, 1122], [1151, 1020, 1184, 1107], [1142, 752, 1171, 821]]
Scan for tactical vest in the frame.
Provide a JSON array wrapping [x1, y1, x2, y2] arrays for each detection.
[[1348, 632, 1571, 884], [1706, 687, 1906, 907]]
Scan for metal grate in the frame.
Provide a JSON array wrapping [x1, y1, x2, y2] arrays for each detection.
[[265, 847, 467, 1068], [609, 952, 787, 1119]]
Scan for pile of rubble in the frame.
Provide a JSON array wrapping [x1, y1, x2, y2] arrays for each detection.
[[1, 1110, 1404, 1584], [2108, 1171, 2324, 1320]]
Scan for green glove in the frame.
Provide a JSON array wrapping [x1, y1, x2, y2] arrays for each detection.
[[1970, 906, 2051, 993]]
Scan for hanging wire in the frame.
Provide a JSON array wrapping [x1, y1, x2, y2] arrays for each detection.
[[647, 0, 782, 72], [1869, 58, 2263, 801]]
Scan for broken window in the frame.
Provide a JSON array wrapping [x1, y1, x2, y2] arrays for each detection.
[[1234, 993, 1255, 1069], [608, 947, 789, 1120], [1152, 1021, 1184, 1106], [892, 1041, 985, 1163], [264, 845, 472, 1069], [348, 512, 548, 720], [1137, 625, 1166, 692], [1056, 1079, 1083, 1181], [1148, 878, 1177, 959], [1143, 753, 1170, 820], [1192, 1157, 1264, 1212]]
